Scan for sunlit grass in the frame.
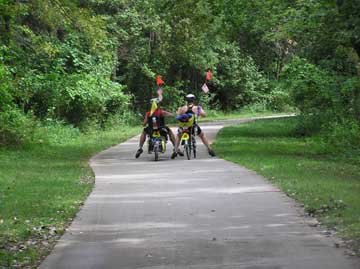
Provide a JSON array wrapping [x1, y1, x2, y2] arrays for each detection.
[[199, 109, 287, 122]]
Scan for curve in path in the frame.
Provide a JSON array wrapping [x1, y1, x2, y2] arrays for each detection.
[[40, 117, 359, 269]]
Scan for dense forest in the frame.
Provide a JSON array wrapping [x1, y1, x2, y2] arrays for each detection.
[[0, 0, 359, 150]]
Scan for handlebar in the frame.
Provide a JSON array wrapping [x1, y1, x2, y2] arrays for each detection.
[[176, 113, 193, 121]]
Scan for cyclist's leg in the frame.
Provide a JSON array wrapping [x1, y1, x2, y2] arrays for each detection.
[[196, 125, 216, 156], [136, 128, 148, 158], [165, 126, 176, 147], [171, 128, 181, 159]]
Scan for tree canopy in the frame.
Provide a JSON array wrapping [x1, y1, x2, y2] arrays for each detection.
[[0, 0, 359, 149]]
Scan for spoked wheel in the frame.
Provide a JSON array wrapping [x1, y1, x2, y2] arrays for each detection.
[[185, 144, 191, 160], [193, 142, 196, 158]]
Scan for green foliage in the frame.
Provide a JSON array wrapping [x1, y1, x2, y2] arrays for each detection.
[[213, 44, 270, 110], [0, 61, 35, 146], [1, 0, 359, 152], [282, 57, 360, 150], [282, 57, 335, 120], [323, 119, 360, 152], [16, 72, 130, 127], [265, 83, 292, 112], [33, 119, 81, 145], [60, 74, 129, 127], [0, 107, 35, 146], [0, 0, 126, 136], [0, 61, 12, 108], [161, 82, 186, 113]]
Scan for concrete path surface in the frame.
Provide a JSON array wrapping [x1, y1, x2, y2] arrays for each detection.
[[40, 117, 359, 269]]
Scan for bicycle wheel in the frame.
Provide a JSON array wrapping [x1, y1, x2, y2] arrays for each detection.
[[185, 144, 191, 160], [192, 136, 196, 158]]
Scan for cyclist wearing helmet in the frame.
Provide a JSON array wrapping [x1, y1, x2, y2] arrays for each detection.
[[171, 94, 216, 159], [135, 98, 176, 158]]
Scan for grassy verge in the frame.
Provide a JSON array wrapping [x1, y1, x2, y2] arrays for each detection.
[[0, 125, 140, 268], [165, 109, 288, 127], [213, 117, 360, 255], [200, 109, 285, 122]]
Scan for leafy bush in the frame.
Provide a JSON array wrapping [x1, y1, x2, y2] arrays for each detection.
[[282, 57, 337, 133], [160, 83, 186, 113], [282, 57, 360, 150], [0, 107, 35, 146], [17, 72, 130, 127], [265, 83, 292, 112], [340, 77, 360, 123], [61, 74, 129, 127], [33, 119, 81, 145], [0, 62, 13, 108], [0, 62, 35, 146], [103, 110, 139, 130], [213, 44, 270, 110], [282, 57, 335, 118], [323, 119, 360, 152]]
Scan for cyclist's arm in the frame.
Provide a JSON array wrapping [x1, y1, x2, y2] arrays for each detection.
[[177, 106, 185, 115], [177, 106, 187, 115], [143, 113, 148, 126], [194, 106, 206, 117], [176, 107, 183, 115], [162, 110, 174, 117]]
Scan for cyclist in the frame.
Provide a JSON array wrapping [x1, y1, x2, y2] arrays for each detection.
[[135, 98, 176, 158], [171, 94, 216, 159]]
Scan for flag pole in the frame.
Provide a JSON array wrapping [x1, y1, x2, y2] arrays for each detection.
[[198, 69, 211, 122]]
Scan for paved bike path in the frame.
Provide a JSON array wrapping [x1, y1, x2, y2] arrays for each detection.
[[40, 117, 359, 269]]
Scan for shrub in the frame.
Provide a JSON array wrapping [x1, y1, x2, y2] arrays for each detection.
[[323, 119, 360, 152], [0, 107, 36, 146], [0, 62, 13, 108], [282, 57, 360, 151], [213, 44, 270, 110], [33, 119, 81, 145], [266, 82, 292, 112], [17, 72, 130, 127], [282, 57, 337, 133], [160, 82, 186, 113]]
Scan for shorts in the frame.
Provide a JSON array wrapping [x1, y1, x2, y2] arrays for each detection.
[[178, 124, 202, 136]]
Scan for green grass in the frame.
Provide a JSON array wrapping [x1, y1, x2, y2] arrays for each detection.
[[0, 125, 140, 268], [165, 108, 289, 127], [213, 117, 360, 255], [198, 109, 288, 122]]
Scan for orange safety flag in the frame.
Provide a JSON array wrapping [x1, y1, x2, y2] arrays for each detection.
[[206, 69, 212, 81], [156, 75, 164, 85]]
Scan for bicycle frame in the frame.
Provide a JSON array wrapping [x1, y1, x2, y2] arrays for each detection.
[[148, 129, 166, 161], [179, 126, 196, 160]]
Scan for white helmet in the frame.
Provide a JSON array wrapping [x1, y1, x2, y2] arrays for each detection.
[[186, 94, 195, 102], [150, 97, 161, 104]]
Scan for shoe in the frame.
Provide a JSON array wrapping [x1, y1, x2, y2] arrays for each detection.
[[208, 149, 216, 157], [171, 151, 177, 159], [135, 148, 143, 158], [177, 150, 184, 157]]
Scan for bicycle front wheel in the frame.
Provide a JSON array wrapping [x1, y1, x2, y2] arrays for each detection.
[[185, 144, 191, 160], [193, 139, 196, 159]]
